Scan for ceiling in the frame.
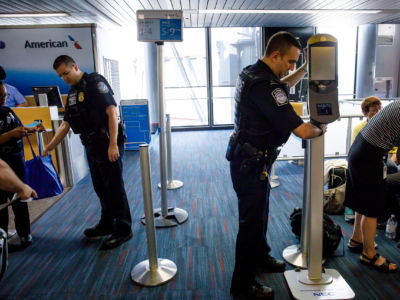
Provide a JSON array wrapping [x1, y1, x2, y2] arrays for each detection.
[[1, 0, 400, 29]]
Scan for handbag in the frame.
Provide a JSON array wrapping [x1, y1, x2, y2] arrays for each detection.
[[290, 207, 343, 258], [24, 131, 63, 199], [323, 183, 346, 214]]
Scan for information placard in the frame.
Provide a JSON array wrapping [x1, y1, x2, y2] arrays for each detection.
[[137, 10, 183, 42]]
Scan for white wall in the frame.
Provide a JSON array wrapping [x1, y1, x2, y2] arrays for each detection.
[[95, 26, 147, 104]]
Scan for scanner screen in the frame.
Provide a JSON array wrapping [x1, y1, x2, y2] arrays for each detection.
[[310, 47, 335, 81], [316, 103, 332, 115]]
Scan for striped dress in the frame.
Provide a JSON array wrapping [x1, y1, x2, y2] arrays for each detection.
[[344, 100, 400, 217]]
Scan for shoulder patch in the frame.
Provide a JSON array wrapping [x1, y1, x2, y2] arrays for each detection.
[[97, 81, 109, 94], [272, 88, 288, 106]]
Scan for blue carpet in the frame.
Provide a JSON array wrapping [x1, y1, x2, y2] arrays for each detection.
[[1, 130, 399, 299]]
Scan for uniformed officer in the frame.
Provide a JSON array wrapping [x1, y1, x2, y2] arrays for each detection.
[[0, 80, 44, 252], [43, 55, 132, 250], [227, 32, 326, 298]]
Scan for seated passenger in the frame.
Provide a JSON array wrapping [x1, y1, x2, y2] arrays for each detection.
[[344, 100, 400, 272], [0, 66, 27, 108]]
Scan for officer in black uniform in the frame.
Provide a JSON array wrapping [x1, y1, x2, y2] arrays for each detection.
[[227, 32, 326, 298], [0, 80, 44, 251], [43, 55, 132, 250]]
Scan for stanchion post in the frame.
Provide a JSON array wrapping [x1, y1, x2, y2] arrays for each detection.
[[270, 163, 280, 188], [131, 144, 177, 286], [157, 42, 169, 218], [158, 114, 183, 190], [141, 42, 188, 228]]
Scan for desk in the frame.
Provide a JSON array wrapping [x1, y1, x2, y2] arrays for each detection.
[[12, 106, 58, 170]]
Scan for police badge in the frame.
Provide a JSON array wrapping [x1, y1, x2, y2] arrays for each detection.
[[97, 82, 109, 94], [78, 92, 85, 102], [272, 88, 288, 106]]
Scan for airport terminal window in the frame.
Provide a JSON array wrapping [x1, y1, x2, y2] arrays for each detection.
[[317, 26, 357, 100], [210, 27, 261, 125], [163, 28, 208, 126]]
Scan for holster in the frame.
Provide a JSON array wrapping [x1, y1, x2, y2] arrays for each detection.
[[239, 142, 266, 175], [226, 132, 238, 161], [117, 122, 127, 145]]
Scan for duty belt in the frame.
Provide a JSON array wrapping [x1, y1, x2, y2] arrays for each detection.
[[80, 128, 108, 146]]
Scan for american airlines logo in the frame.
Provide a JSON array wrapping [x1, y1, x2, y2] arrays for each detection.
[[24, 34, 82, 49]]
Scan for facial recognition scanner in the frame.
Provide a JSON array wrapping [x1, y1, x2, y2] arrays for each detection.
[[284, 34, 354, 300], [32, 86, 63, 108], [308, 35, 339, 125]]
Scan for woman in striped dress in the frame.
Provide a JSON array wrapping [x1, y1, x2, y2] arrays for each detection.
[[344, 100, 399, 272]]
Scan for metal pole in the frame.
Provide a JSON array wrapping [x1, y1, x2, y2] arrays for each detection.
[[158, 114, 183, 189], [157, 42, 168, 218], [298, 135, 332, 285], [141, 42, 188, 228], [283, 140, 323, 269], [270, 163, 280, 188], [131, 144, 177, 286], [346, 117, 353, 155], [140, 145, 158, 270]]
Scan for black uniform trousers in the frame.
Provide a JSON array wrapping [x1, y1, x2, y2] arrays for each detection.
[[85, 142, 132, 234], [230, 145, 272, 290], [0, 153, 31, 238]]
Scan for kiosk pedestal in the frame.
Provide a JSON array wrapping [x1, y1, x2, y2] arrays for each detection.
[[284, 34, 354, 300]]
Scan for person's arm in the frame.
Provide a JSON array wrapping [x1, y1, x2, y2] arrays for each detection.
[[25, 122, 46, 134], [292, 121, 326, 139], [41, 121, 70, 156], [281, 66, 307, 88], [0, 126, 27, 146], [0, 159, 37, 199], [106, 105, 119, 162], [12, 87, 28, 107], [281, 48, 308, 88], [15, 101, 28, 107]]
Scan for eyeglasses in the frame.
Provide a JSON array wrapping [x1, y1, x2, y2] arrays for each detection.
[[0, 93, 10, 100]]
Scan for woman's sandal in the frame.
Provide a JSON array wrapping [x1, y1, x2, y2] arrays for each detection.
[[347, 239, 378, 253], [360, 253, 397, 273]]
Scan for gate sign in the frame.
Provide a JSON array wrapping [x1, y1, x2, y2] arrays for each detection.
[[137, 10, 183, 42]]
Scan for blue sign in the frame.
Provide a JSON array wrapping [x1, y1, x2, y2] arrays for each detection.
[[160, 19, 182, 41]]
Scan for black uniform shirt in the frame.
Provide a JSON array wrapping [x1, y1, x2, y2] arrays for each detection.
[[248, 60, 303, 140], [64, 72, 116, 134], [0, 106, 24, 158]]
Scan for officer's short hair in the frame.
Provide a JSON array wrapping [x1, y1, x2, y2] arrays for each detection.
[[0, 66, 6, 81], [265, 31, 302, 57], [361, 96, 381, 113], [53, 55, 76, 70]]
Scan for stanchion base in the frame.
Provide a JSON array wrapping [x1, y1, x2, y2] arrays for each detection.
[[158, 180, 184, 190], [141, 207, 189, 227], [284, 268, 355, 299], [282, 245, 307, 269], [131, 258, 177, 287], [270, 179, 280, 188], [282, 245, 325, 268]]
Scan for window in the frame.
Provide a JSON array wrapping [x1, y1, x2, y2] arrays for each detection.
[[210, 27, 261, 125], [163, 28, 208, 126], [317, 26, 357, 100]]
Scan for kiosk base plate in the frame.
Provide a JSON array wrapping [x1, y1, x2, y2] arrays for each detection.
[[284, 268, 355, 300]]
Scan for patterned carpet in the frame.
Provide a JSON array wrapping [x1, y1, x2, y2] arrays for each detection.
[[1, 130, 399, 299]]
